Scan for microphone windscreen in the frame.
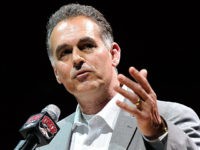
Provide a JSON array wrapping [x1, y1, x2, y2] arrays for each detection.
[[41, 104, 61, 122]]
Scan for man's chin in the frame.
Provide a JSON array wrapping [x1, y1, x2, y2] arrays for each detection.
[[76, 82, 100, 92]]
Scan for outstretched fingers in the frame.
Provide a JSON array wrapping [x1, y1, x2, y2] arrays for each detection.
[[129, 67, 152, 94], [116, 74, 149, 102]]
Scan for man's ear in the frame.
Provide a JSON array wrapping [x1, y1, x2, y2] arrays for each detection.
[[53, 67, 62, 84], [110, 42, 121, 67]]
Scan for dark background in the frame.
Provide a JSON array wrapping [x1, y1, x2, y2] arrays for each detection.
[[1, 1, 199, 149]]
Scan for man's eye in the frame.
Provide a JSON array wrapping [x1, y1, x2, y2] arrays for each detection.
[[60, 50, 71, 57], [86, 44, 94, 48], [82, 43, 95, 50]]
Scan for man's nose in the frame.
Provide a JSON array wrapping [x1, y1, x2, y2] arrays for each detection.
[[72, 49, 84, 70]]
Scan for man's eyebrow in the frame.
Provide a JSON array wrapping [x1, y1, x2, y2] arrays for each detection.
[[78, 37, 96, 44], [56, 44, 69, 53]]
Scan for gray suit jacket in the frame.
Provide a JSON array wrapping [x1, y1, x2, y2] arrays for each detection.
[[36, 100, 200, 150]]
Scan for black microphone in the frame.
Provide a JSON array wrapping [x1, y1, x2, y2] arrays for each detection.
[[14, 104, 61, 150]]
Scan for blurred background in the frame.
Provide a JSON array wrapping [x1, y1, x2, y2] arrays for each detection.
[[1, 0, 199, 149]]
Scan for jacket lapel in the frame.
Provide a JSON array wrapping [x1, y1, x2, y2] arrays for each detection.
[[108, 109, 138, 150], [55, 119, 73, 150]]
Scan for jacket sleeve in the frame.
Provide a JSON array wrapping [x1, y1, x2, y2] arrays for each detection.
[[146, 102, 200, 150]]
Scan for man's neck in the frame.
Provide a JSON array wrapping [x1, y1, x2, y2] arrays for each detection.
[[76, 89, 117, 115]]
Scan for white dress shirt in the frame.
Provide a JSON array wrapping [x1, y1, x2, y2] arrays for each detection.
[[69, 86, 126, 150]]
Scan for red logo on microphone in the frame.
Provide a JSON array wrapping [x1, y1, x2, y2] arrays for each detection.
[[39, 115, 58, 139]]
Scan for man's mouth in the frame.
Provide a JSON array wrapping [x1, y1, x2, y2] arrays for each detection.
[[73, 70, 92, 81]]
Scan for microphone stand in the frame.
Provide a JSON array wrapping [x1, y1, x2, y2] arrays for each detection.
[[15, 134, 38, 150]]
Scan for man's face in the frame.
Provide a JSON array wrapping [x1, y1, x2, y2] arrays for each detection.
[[50, 16, 119, 97]]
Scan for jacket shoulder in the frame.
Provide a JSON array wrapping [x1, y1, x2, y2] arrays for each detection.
[[157, 100, 200, 121]]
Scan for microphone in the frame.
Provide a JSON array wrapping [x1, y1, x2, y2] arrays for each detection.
[[14, 104, 61, 150]]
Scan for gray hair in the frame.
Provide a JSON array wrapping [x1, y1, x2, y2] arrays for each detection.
[[46, 3, 114, 63]]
